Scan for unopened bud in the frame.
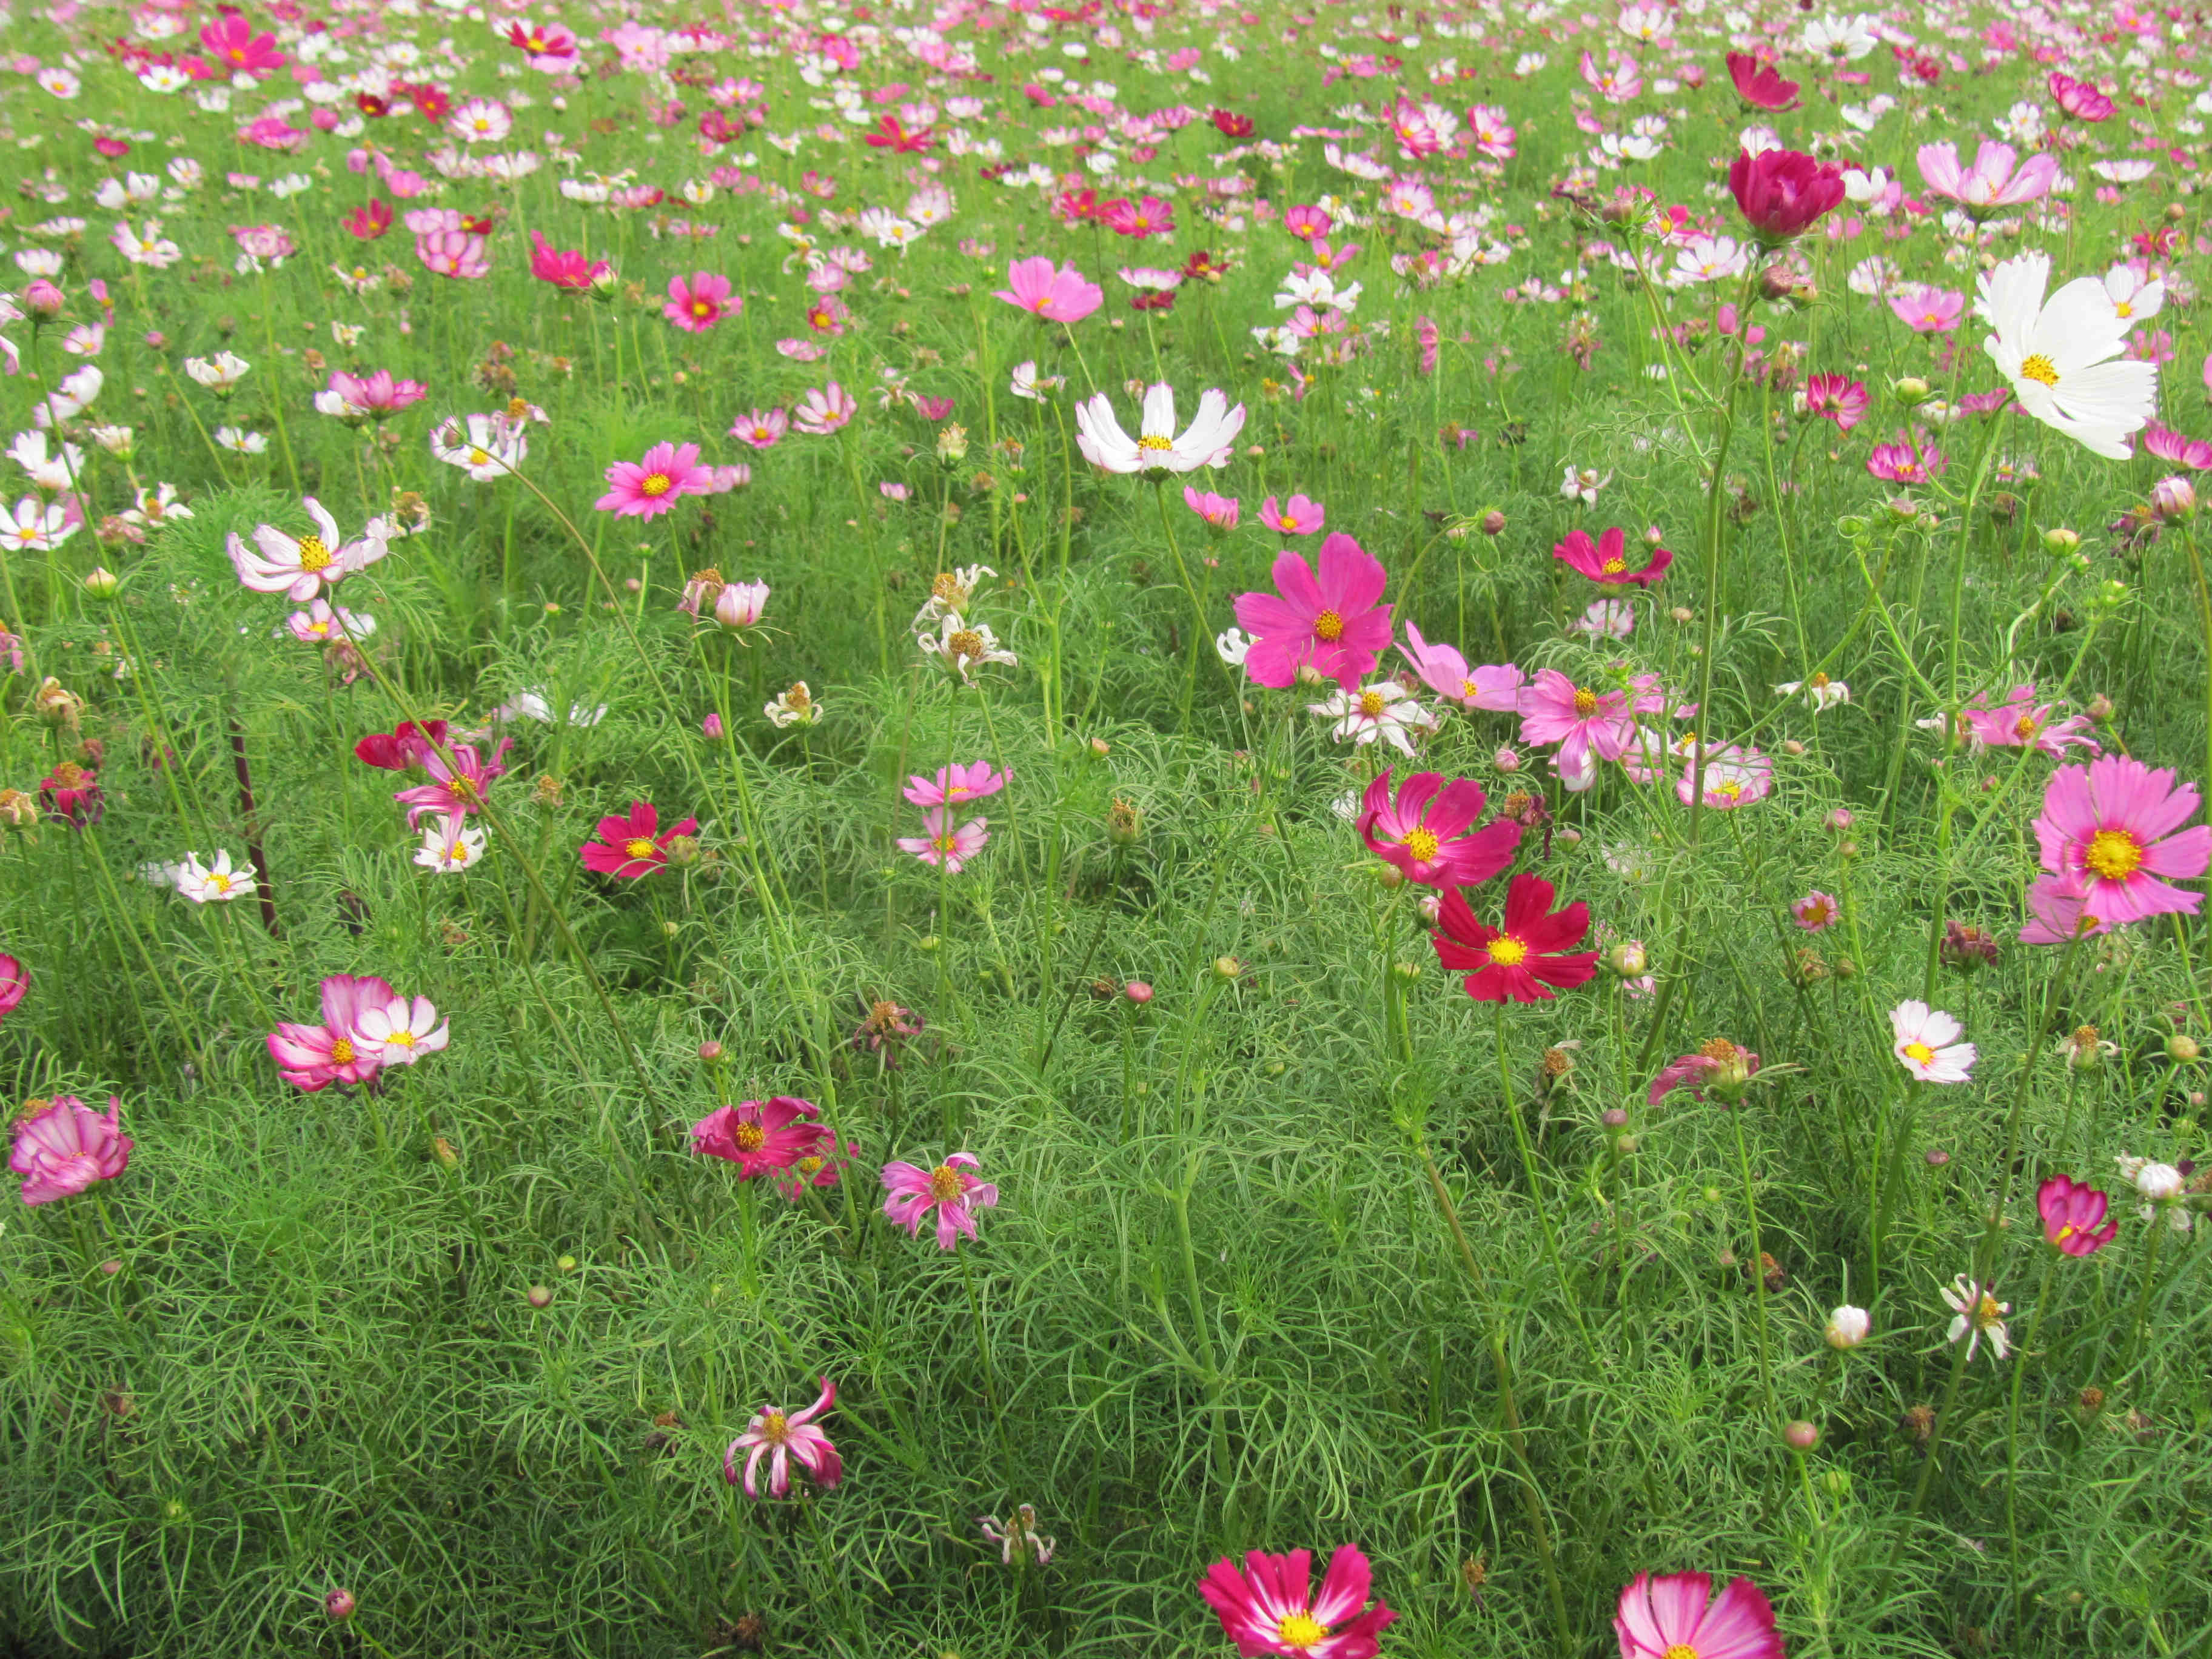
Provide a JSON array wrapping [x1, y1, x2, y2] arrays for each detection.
[[526, 1284, 554, 1309], [22, 279, 64, 320], [1124, 980, 1153, 1004], [1607, 940, 1648, 977], [2168, 1033, 2202, 1063], [1105, 797, 1142, 846], [1825, 1304, 1871, 1349], [1212, 955, 1243, 982], [1782, 1419, 1820, 1452], [699, 1040, 725, 1063], [1892, 375, 1930, 406], [1493, 745, 1521, 774], [82, 566, 121, 598], [2087, 693, 2113, 721], [2044, 526, 2080, 554], [1480, 509, 1506, 536], [2151, 475, 2197, 523], [1669, 605, 1694, 624], [1088, 736, 1110, 757], [431, 1135, 458, 1167], [325, 1589, 357, 1621]]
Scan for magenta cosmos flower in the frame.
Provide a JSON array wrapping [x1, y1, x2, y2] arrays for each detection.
[[1399, 625, 1522, 711], [1804, 373, 1869, 430], [1198, 1544, 1396, 1659], [2049, 72, 2114, 122], [528, 229, 609, 290], [1432, 872, 1598, 1003], [2032, 754, 2212, 925], [724, 1376, 842, 1498], [10, 1094, 132, 1206], [1725, 50, 1798, 112], [0, 951, 25, 1022], [1728, 147, 1844, 242], [1233, 534, 1392, 691], [1615, 1571, 1783, 1659], [903, 762, 1008, 808], [580, 800, 699, 878], [692, 1097, 830, 1179], [993, 256, 1102, 323], [596, 441, 715, 518], [896, 807, 990, 873], [1554, 526, 1671, 588], [881, 1151, 997, 1250], [268, 972, 397, 1091], [1356, 769, 1520, 888], [664, 270, 737, 332], [394, 740, 509, 827], [1647, 1039, 1760, 1108], [2037, 1174, 2118, 1256], [1518, 670, 1636, 776]]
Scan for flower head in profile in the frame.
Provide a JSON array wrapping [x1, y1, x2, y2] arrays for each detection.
[[1677, 743, 1773, 809], [904, 762, 1008, 808], [2037, 1175, 2118, 1256], [1728, 147, 1845, 243], [595, 441, 714, 518], [1555, 526, 1670, 588], [1356, 769, 1520, 888], [227, 497, 386, 601], [1724, 51, 1798, 112], [765, 682, 822, 727], [692, 1096, 830, 1179], [724, 1377, 842, 1498], [1890, 999, 1975, 1083], [1198, 1544, 1396, 1659], [1614, 1570, 1782, 1659], [1432, 872, 1598, 1003], [1185, 487, 1241, 531], [527, 229, 609, 290], [11, 1095, 132, 1205], [1233, 535, 1393, 691], [580, 800, 698, 879], [2032, 754, 2211, 925], [1647, 1038, 1761, 1108], [881, 1151, 998, 1250], [1399, 626, 1522, 711], [394, 740, 509, 827], [0, 953, 25, 1024], [1942, 1274, 2011, 1362], [992, 256, 1102, 323], [1803, 373, 1869, 431], [1919, 139, 2058, 213], [269, 973, 394, 1091], [2049, 73, 2114, 122], [1074, 382, 1246, 476], [1977, 251, 2157, 460]]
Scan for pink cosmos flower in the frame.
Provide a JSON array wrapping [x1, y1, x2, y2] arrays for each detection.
[[1518, 669, 1636, 777], [1803, 373, 1869, 430], [1962, 686, 2100, 757], [1917, 139, 2059, 212], [11, 1094, 132, 1206], [394, 740, 509, 827], [896, 807, 990, 872], [1198, 1544, 1396, 1659], [725, 1377, 842, 1498], [1867, 440, 1944, 483], [992, 256, 1103, 323], [2038, 1174, 2118, 1256], [1553, 526, 1671, 587], [528, 230, 609, 290], [267, 972, 396, 1091], [1260, 493, 1327, 535], [227, 497, 387, 602], [1399, 625, 1523, 711], [1889, 283, 1965, 333], [1792, 891, 1841, 931], [1356, 769, 1521, 888], [1232, 534, 1393, 691], [415, 229, 490, 280], [880, 1151, 998, 1250], [200, 12, 285, 74], [729, 407, 789, 449], [793, 382, 857, 435], [1677, 744, 1773, 809], [352, 991, 449, 1067], [324, 369, 427, 419], [1614, 1572, 1782, 1659], [1184, 486, 1240, 529], [903, 762, 1007, 808], [692, 1096, 830, 1178], [596, 441, 714, 518], [1102, 194, 1174, 238], [0, 951, 25, 1022], [2032, 754, 2212, 925], [1647, 1039, 1761, 1108], [663, 270, 737, 332], [580, 800, 699, 878], [2049, 73, 2114, 122]]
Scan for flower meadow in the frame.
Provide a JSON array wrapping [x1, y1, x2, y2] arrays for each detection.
[[3, 0, 2212, 1655]]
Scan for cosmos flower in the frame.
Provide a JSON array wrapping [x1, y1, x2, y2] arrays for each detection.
[[172, 849, 258, 904], [1942, 1275, 2011, 1362], [724, 1377, 842, 1498], [1432, 872, 1598, 1003], [269, 974, 399, 1092], [1647, 1039, 1760, 1108], [0, 953, 25, 1024], [1919, 139, 2058, 212], [1259, 494, 1327, 535], [1074, 382, 1246, 475], [1553, 526, 1670, 587], [1791, 891, 1841, 931], [1518, 671, 1637, 778], [896, 806, 991, 872], [1233, 535, 1393, 691], [226, 497, 386, 602], [1198, 1545, 1396, 1659], [692, 1096, 831, 1179], [580, 800, 698, 879], [664, 270, 737, 332], [1308, 682, 1428, 755], [2032, 754, 2211, 925], [1614, 1572, 1782, 1659], [992, 256, 1102, 323], [1976, 252, 2157, 460], [1356, 769, 1521, 888], [903, 762, 1008, 809], [1889, 1000, 1976, 1084], [881, 1151, 998, 1250], [1728, 147, 1845, 242], [2037, 1175, 2118, 1256], [1398, 626, 1523, 711], [10, 1094, 133, 1206], [595, 441, 715, 518], [1725, 52, 1799, 111]]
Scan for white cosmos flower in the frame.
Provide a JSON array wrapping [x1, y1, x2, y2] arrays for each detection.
[[2099, 263, 2163, 327], [1307, 681, 1428, 756], [415, 816, 487, 873], [1976, 251, 2157, 460], [1941, 1275, 2011, 1363], [352, 993, 449, 1065], [1073, 382, 1247, 476], [1215, 626, 1252, 666], [1890, 999, 1977, 1083], [226, 497, 387, 602], [1008, 360, 1064, 400], [173, 848, 258, 904], [917, 611, 1019, 683], [1775, 674, 1851, 709]]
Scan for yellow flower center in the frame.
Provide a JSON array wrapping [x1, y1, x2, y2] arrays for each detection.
[[1572, 687, 1599, 717], [625, 837, 657, 860], [1277, 1614, 1328, 1648], [1976, 1294, 2002, 1326], [1313, 609, 1345, 641], [2054, 1224, 2075, 1242], [1357, 689, 1388, 717], [928, 1163, 965, 1201], [692, 299, 714, 317], [449, 777, 480, 803], [2084, 828, 2143, 880], [1136, 434, 1174, 451], [733, 1121, 767, 1153], [1404, 827, 1440, 862], [1487, 936, 1529, 967], [2116, 300, 2133, 318], [207, 872, 232, 893], [1601, 557, 1626, 574], [2014, 716, 2040, 739], [295, 534, 332, 571], [1803, 900, 1830, 925], [796, 1155, 824, 1177], [1903, 1041, 1934, 1064], [386, 1028, 416, 1048], [1716, 780, 1743, 800], [758, 1409, 789, 1445], [948, 628, 985, 659], [2018, 353, 2060, 387], [329, 1037, 355, 1064], [468, 447, 491, 466], [1663, 1647, 1700, 1659], [640, 472, 672, 497]]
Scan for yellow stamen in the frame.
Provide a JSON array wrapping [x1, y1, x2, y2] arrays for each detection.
[[2085, 829, 2142, 880], [1278, 1614, 1328, 1648], [1313, 609, 1345, 642], [624, 837, 657, 860], [295, 534, 332, 572], [1601, 557, 1626, 574], [2018, 353, 2060, 387], [1136, 434, 1174, 451], [928, 1164, 965, 1201], [1903, 1041, 1934, 1064], [1572, 687, 1599, 717], [732, 1122, 766, 1153], [1404, 828, 1440, 862], [329, 1037, 355, 1064], [1663, 1647, 1700, 1659], [1487, 936, 1529, 967], [639, 472, 672, 497], [1357, 690, 1388, 717]]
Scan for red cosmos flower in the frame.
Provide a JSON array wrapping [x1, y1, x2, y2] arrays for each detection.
[[1727, 148, 1845, 243], [692, 1096, 831, 1179], [355, 92, 389, 118], [401, 82, 452, 122], [2037, 1175, 2119, 1256], [863, 114, 934, 152], [341, 198, 392, 240], [1432, 872, 1598, 1003], [354, 719, 447, 771], [1553, 526, 1671, 588], [1210, 108, 1255, 138], [580, 800, 699, 878], [39, 761, 102, 828], [1181, 248, 1233, 283], [1724, 51, 1798, 111]]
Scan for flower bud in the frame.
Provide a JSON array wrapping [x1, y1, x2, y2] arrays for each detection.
[[1924, 1147, 1949, 1168], [1600, 1108, 1628, 1128], [1606, 939, 1648, 977], [1480, 508, 1506, 536], [23, 279, 64, 320], [1088, 736, 1110, 757], [588, 267, 619, 301], [2044, 526, 2080, 554], [2151, 475, 2197, 523], [663, 833, 700, 866], [1212, 955, 1244, 982], [699, 1040, 725, 1063], [1124, 980, 1153, 1004], [2167, 1033, 2200, 1063], [82, 566, 121, 598], [557, 1255, 578, 1272], [1824, 1304, 1871, 1349], [432, 1136, 458, 1168], [1669, 605, 1695, 624], [325, 1589, 357, 1621], [1781, 1419, 1820, 1452], [1389, 960, 1422, 984], [526, 1284, 554, 1309], [1493, 745, 1522, 774], [1891, 375, 1930, 406]]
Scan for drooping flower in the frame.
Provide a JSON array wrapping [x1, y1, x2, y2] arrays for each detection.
[[1647, 1039, 1761, 1108], [2018, 874, 2114, 945], [880, 1151, 998, 1250], [1890, 1000, 1976, 1084], [1613, 1571, 1783, 1659], [595, 441, 714, 518], [1074, 383, 1246, 476], [10, 1094, 132, 1206], [1432, 871, 1598, 1003], [896, 806, 991, 872], [1198, 1544, 1397, 1659], [991, 256, 1102, 323], [1960, 685, 2100, 757], [1728, 147, 1845, 243], [2031, 754, 2212, 925], [1553, 526, 1671, 588], [1356, 769, 1520, 888], [39, 760, 102, 828], [226, 497, 386, 601], [692, 1096, 830, 1179], [663, 270, 736, 332], [1918, 139, 2059, 213], [354, 720, 449, 772], [1942, 1274, 2011, 1362], [724, 1377, 842, 1498], [1977, 251, 2157, 460], [917, 611, 1019, 684], [2037, 1175, 2118, 1256], [268, 973, 396, 1091], [1399, 626, 1523, 711], [1233, 535, 1393, 691], [903, 762, 1008, 808], [1724, 51, 1799, 112], [580, 800, 699, 879]]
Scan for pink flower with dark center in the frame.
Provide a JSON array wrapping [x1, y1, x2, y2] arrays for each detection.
[[1232, 533, 1393, 691], [394, 740, 510, 826], [580, 800, 699, 878], [663, 270, 737, 332], [1517, 669, 1636, 776], [2033, 754, 2212, 925], [896, 807, 991, 872], [1198, 1544, 1396, 1659], [1614, 1571, 1783, 1659], [725, 1377, 842, 1498], [595, 441, 714, 518], [2038, 1174, 2118, 1256], [1357, 769, 1521, 888], [268, 972, 397, 1091], [1399, 625, 1523, 711], [903, 762, 1007, 808], [1553, 526, 1671, 587], [991, 256, 1103, 323], [1803, 373, 1869, 430], [10, 1094, 132, 1205], [1260, 493, 1327, 535], [692, 1096, 830, 1178], [881, 1151, 997, 1249]]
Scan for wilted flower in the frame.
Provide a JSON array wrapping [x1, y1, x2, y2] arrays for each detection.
[[724, 1378, 842, 1498], [1942, 1274, 2011, 1362], [881, 1151, 998, 1250]]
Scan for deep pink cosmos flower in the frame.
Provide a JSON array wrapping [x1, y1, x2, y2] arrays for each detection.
[[596, 441, 714, 518], [1518, 669, 1637, 777], [1356, 769, 1521, 888], [0, 952, 25, 1023], [1867, 440, 1945, 483], [581, 800, 699, 878], [1724, 51, 1798, 111], [1185, 487, 1241, 530], [903, 762, 1007, 808], [729, 408, 789, 449], [1233, 534, 1393, 691], [2142, 423, 2212, 471], [2038, 1174, 2118, 1256], [881, 1151, 997, 1250], [1728, 148, 1845, 242], [1917, 139, 2058, 212], [1962, 686, 2100, 757], [1554, 526, 1671, 588], [268, 972, 397, 1091], [1792, 891, 1841, 931], [1432, 872, 1598, 1003], [993, 256, 1103, 324], [528, 230, 609, 290], [725, 1377, 842, 1498], [2049, 72, 2114, 122], [1260, 493, 1327, 536], [1103, 195, 1174, 239], [354, 719, 449, 771], [664, 270, 736, 332], [1399, 625, 1522, 711], [1803, 373, 1869, 430], [1647, 1041, 1761, 1108], [325, 369, 427, 419], [200, 12, 286, 74], [2033, 754, 2212, 925], [692, 1096, 830, 1179], [394, 741, 509, 827], [39, 762, 102, 828], [11, 1095, 132, 1206], [342, 199, 393, 240], [1614, 1571, 1783, 1659], [2018, 874, 2115, 945], [1198, 1544, 1396, 1659]]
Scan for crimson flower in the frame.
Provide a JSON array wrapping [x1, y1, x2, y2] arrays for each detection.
[[580, 800, 698, 878], [2037, 1174, 2118, 1256], [1356, 769, 1520, 888], [1724, 51, 1798, 110], [692, 1096, 831, 1179], [1728, 147, 1845, 243], [354, 719, 448, 771], [1553, 526, 1671, 588], [1210, 108, 1255, 138], [1432, 873, 1598, 1003], [341, 199, 392, 240], [528, 229, 609, 291], [1198, 1544, 1395, 1659]]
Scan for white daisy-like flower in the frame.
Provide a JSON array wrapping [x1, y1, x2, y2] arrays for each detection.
[[173, 848, 258, 904], [1976, 250, 2157, 460], [415, 816, 488, 873], [1008, 360, 1064, 401], [1941, 1275, 2011, 1363], [225, 496, 387, 602], [1775, 674, 1851, 710], [1306, 681, 1426, 755], [917, 611, 1019, 683], [2099, 263, 2163, 327], [1890, 999, 1977, 1083], [765, 681, 823, 727], [183, 350, 252, 392], [1215, 626, 1252, 666], [1073, 382, 1246, 477]]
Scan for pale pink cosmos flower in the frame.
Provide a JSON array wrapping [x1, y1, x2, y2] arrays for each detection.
[[267, 972, 395, 1091], [319, 369, 427, 420], [896, 806, 990, 871], [1184, 486, 1239, 529], [1891, 999, 1975, 1083], [992, 256, 1102, 323], [903, 762, 1008, 808], [1961, 686, 2100, 757], [1518, 669, 1636, 777], [1677, 743, 1772, 809], [1399, 625, 1523, 711], [415, 229, 490, 280], [1261, 493, 1327, 535], [725, 1377, 842, 1498], [2033, 754, 2212, 925], [1647, 1041, 1761, 1108], [595, 441, 715, 518], [10, 1094, 132, 1206], [729, 408, 788, 449], [352, 991, 449, 1067], [793, 382, 857, 435], [1232, 534, 1393, 691], [881, 1150, 998, 1249], [2018, 874, 2114, 944], [226, 497, 387, 601], [284, 598, 375, 643], [1889, 283, 1965, 333], [663, 270, 737, 332], [1792, 891, 1841, 931], [1916, 139, 2059, 212]]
